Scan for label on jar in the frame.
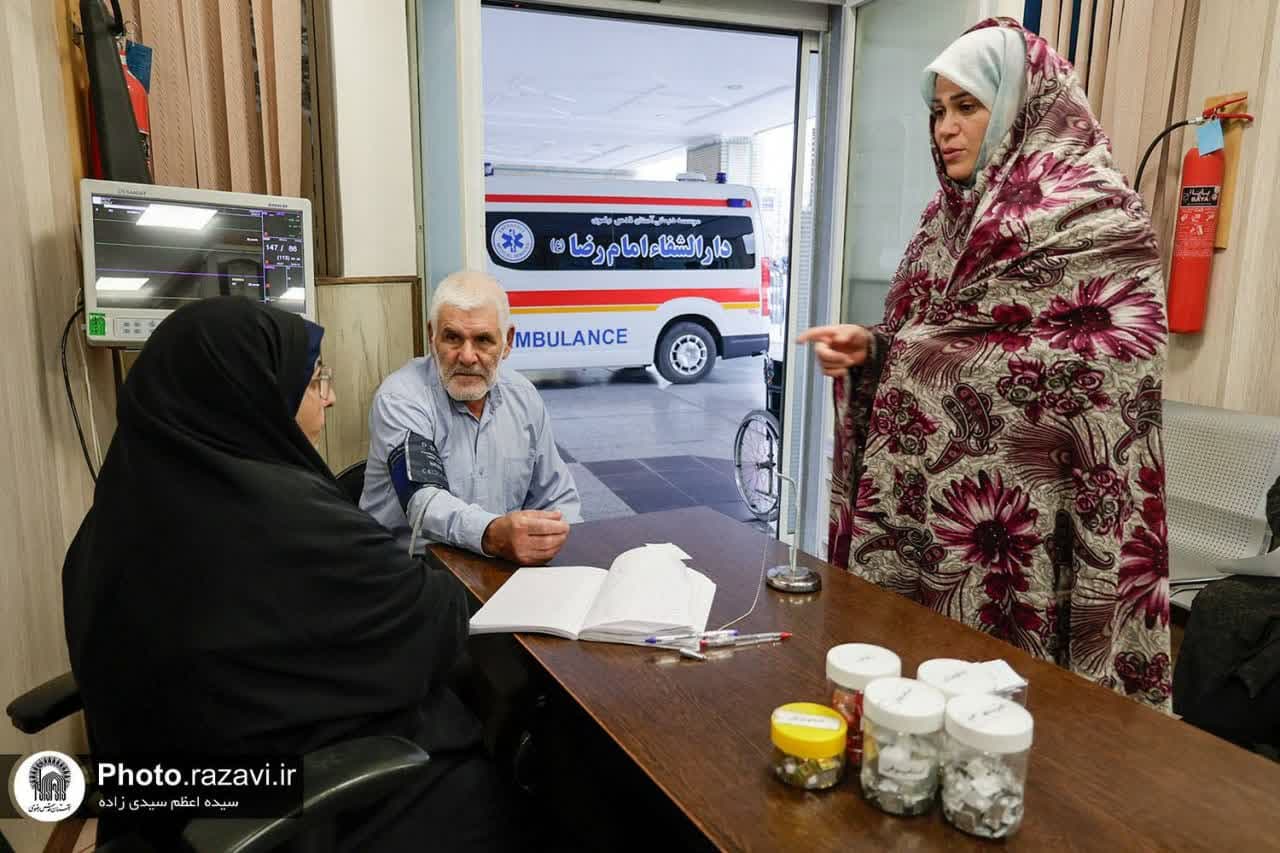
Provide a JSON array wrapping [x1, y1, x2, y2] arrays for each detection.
[[773, 710, 842, 731], [878, 744, 931, 782]]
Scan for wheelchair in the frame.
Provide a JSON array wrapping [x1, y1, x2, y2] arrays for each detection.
[[732, 353, 783, 522]]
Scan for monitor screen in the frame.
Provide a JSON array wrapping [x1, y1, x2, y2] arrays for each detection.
[[88, 192, 308, 314]]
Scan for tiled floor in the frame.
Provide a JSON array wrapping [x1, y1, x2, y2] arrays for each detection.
[[575, 455, 772, 532], [532, 357, 773, 533], [565, 462, 634, 522], [532, 357, 765, 464]]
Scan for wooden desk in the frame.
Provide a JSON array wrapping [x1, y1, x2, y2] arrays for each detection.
[[432, 507, 1280, 852]]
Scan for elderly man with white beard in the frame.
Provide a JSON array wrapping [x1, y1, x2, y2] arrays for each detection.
[[361, 270, 581, 564]]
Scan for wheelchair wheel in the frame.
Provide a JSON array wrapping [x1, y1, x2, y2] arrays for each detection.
[[733, 409, 781, 522]]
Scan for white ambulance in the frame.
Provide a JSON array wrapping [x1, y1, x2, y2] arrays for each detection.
[[485, 176, 771, 383]]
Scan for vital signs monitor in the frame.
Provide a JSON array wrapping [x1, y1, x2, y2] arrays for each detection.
[[80, 179, 315, 346]]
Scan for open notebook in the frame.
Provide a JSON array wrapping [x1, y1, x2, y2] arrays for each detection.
[[469, 543, 716, 643]]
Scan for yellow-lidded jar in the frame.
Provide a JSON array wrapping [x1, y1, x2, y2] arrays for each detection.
[[770, 702, 847, 790]]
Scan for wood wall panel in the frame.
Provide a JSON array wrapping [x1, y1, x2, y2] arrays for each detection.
[[314, 279, 420, 471], [0, 7, 378, 846], [58, 0, 89, 183], [1, 0, 108, 848], [1219, 5, 1280, 415], [1163, 0, 1280, 413]]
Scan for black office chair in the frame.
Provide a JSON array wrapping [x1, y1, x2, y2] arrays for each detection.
[[7, 674, 433, 852], [335, 460, 366, 505]]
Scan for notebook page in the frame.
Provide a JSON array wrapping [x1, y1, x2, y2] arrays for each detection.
[[579, 545, 692, 637], [468, 566, 606, 639], [643, 543, 692, 561], [685, 567, 715, 634]]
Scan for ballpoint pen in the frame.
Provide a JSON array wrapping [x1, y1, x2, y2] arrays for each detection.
[[709, 631, 791, 650], [644, 629, 738, 645], [652, 644, 707, 661]]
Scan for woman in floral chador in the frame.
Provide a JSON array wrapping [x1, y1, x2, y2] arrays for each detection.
[[800, 19, 1170, 708]]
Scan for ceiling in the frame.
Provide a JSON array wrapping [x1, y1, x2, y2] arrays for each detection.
[[482, 7, 801, 171]]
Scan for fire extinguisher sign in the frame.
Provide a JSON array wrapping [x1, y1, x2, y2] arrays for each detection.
[[1174, 185, 1220, 258]]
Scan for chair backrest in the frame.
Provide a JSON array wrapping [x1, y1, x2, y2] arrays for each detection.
[[1164, 401, 1280, 587], [335, 460, 367, 505]]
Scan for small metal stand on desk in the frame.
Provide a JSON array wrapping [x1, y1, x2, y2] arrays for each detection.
[[765, 471, 821, 593]]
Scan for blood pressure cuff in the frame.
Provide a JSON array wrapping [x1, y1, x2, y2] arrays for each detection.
[[387, 431, 450, 512]]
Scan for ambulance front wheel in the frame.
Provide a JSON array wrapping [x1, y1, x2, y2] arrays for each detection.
[[656, 321, 716, 384]]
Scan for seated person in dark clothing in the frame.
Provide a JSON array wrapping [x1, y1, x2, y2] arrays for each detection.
[[62, 298, 520, 850], [1174, 575, 1280, 758], [1173, 475, 1280, 759]]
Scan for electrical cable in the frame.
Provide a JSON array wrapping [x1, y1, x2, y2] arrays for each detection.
[[719, 467, 797, 631], [1133, 101, 1255, 197], [61, 303, 98, 483], [716, 543, 768, 632]]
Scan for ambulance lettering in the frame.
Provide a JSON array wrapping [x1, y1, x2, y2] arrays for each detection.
[[514, 328, 630, 349], [558, 232, 734, 268]]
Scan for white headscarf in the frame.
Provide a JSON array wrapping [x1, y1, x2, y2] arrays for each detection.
[[921, 27, 1027, 183]]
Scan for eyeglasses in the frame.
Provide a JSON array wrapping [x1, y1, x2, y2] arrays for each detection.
[[310, 364, 334, 401]]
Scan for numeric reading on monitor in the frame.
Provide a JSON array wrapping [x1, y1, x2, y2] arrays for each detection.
[[90, 194, 307, 313]]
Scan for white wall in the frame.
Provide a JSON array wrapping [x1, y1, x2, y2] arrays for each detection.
[[328, 0, 418, 276]]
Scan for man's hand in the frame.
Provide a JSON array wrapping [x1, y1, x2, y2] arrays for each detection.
[[481, 510, 570, 565], [796, 324, 872, 377]]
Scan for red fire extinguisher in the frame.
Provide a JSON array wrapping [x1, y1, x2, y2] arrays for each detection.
[[1165, 147, 1225, 333]]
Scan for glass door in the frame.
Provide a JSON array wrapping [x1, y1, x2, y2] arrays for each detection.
[[842, 0, 1017, 322], [776, 34, 822, 545], [473, 2, 819, 535], [789, 0, 1016, 556]]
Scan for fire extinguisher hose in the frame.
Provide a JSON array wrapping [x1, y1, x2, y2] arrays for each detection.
[[1133, 98, 1255, 195], [1133, 119, 1194, 194]]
